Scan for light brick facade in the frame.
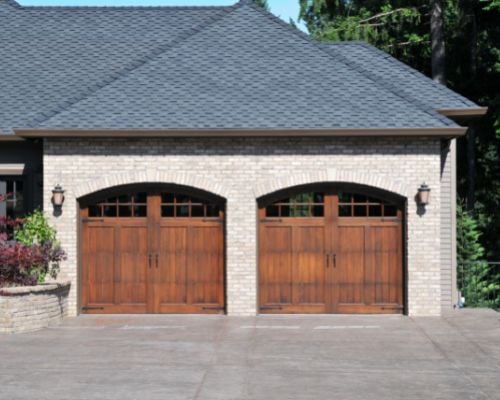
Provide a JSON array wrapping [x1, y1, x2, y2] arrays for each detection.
[[43, 136, 444, 316]]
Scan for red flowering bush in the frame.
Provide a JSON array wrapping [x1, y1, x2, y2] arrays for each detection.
[[0, 194, 66, 287]]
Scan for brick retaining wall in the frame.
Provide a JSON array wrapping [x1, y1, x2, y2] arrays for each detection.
[[0, 282, 70, 333]]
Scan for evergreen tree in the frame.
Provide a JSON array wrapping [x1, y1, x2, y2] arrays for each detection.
[[457, 203, 500, 307], [254, 0, 270, 11]]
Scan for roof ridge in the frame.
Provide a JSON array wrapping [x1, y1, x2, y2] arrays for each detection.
[[16, 5, 230, 10], [2, 0, 20, 8], [320, 40, 475, 109], [355, 41, 474, 107], [321, 45, 455, 125], [240, 2, 455, 126], [29, 2, 242, 129]]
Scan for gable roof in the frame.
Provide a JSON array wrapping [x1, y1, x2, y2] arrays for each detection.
[[0, 0, 480, 137]]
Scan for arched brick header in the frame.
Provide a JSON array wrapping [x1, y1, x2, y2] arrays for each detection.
[[253, 168, 411, 199], [73, 170, 228, 199]]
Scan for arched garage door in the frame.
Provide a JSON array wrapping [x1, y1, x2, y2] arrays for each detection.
[[258, 185, 404, 314], [80, 186, 225, 314]]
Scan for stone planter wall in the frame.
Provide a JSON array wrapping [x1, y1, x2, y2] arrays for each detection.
[[0, 281, 70, 333]]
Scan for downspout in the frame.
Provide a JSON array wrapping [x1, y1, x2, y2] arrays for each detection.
[[451, 139, 458, 307]]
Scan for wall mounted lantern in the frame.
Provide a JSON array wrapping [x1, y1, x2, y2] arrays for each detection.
[[417, 183, 430, 206], [51, 184, 65, 213]]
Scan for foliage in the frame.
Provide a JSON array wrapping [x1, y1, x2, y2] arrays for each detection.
[[254, 0, 270, 11], [299, 0, 500, 260], [457, 203, 500, 307], [457, 202, 484, 264], [14, 209, 56, 246], [0, 197, 65, 287]]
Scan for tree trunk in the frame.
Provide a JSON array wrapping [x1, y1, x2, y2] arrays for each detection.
[[466, 10, 478, 213], [431, 0, 446, 84]]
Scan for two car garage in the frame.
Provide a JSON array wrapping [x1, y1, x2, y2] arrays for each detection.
[[80, 184, 404, 315]]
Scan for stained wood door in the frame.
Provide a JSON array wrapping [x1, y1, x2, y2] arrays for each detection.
[[259, 220, 327, 313], [259, 188, 404, 314], [81, 189, 224, 314]]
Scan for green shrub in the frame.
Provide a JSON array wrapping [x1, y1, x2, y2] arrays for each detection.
[[15, 209, 56, 246]]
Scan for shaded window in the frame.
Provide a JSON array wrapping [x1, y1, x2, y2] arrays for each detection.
[[338, 192, 399, 218], [87, 192, 148, 218], [161, 193, 221, 218], [265, 192, 324, 218], [0, 178, 25, 218]]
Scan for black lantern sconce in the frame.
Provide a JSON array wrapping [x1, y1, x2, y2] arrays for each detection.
[[417, 183, 430, 206], [51, 184, 65, 215]]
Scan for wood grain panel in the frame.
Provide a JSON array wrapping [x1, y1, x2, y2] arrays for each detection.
[[118, 226, 148, 307], [259, 225, 293, 307], [293, 226, 326, 308], [336, 226, 365, 307]]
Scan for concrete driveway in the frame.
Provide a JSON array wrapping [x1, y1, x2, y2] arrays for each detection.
[[0, 310, 499, 400]]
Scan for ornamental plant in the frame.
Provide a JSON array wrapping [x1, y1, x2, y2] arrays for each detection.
[[0, 195, 66, 287]]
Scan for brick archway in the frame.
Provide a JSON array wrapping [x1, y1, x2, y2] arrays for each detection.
[[74, 170, 229, 200], [253, 168, 410, 200]]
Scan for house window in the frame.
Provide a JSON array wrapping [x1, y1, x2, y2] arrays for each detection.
[[0, 177, 25, 218]]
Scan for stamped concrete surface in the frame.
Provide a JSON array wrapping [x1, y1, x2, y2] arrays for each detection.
[[0, 309, 499, 400]]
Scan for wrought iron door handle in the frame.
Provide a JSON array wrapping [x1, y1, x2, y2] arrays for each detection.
[[326, 253, 330, 268], [155, 254, 159, 269], [149, 254, 152, 269], [332, 253, 336, 268]]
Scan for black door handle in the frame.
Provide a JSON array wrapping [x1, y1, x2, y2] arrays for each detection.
[[155, 254, 159, 269], [326, 253, 329, 268], [332, 253, 336, 268], [148, 254, 152, 269]]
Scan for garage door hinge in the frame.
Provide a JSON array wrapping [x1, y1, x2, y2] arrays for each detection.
[[81, 306, 105, 310]]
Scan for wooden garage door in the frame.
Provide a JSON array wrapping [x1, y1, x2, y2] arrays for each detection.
[[259, 188, 404, 314], [81, 189, 224, 314]]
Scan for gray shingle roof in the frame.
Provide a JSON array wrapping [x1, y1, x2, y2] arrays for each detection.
[[0, 0, 229, 134], [319, 41, 477, 110], [0, 0, 478, 135]]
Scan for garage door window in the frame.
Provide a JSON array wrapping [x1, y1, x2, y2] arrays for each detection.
[[338, 192, 398, 217], [87, 192, 148, 218], [161, 193, 221, 218], [265, 192, 324, 217]]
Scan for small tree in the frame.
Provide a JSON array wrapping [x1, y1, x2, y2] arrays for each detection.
[[457, 202, 500, 307]]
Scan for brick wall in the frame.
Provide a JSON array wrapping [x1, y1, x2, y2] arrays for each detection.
[[0, 282, 70, 333], [43, 137, 443, 316]]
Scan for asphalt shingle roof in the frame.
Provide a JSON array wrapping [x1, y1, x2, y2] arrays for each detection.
[[0, 0, 479, 135], [0, 0, 229, 134], [320, 41, 477, 110]]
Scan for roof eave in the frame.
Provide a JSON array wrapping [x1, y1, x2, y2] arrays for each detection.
[[0, 134, 24, 141], [438, 107, 488, 119], [14, 127, 467, 139]]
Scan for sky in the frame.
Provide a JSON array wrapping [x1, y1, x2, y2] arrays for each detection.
[[20, 0, 308, 31]]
